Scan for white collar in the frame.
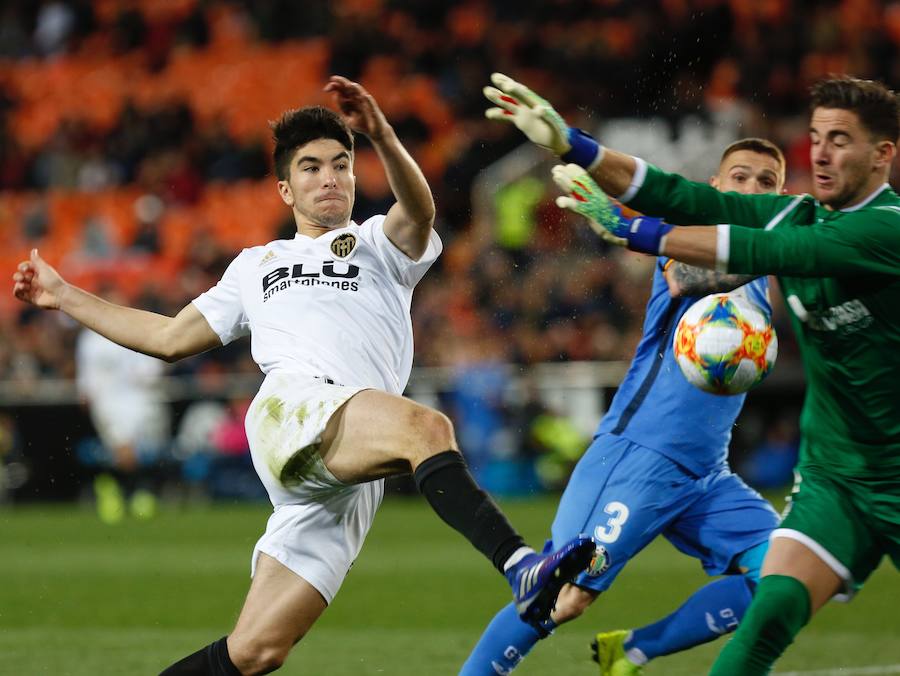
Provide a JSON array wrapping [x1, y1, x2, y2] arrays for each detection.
[[293, 222, 357, 240]]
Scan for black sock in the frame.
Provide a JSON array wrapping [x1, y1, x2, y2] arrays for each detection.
[[159, 636, 241, 676], [414, 450, 527, 574]]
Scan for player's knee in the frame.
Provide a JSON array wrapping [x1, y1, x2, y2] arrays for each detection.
[[551, 584, 597, 624], [412, 406, 456, 455], [229, 635, 291, 674]]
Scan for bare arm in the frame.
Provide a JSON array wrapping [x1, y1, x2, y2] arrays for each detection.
[[663, 260, 756, 298], [325, 76, 435, 260], [660, 226, 719, 269], [14, 249, 221, 362], [372, 128, 436, 259], [589, 149, 639, 201]]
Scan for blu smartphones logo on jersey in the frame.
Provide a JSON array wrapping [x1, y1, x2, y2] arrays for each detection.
[[262, 262, 360, 301]]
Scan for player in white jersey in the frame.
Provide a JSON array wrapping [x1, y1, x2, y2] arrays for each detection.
[[13, 76, 595, 675], [75, 324, 169, 522]]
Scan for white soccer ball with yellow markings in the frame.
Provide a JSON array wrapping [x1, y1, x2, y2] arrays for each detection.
[[673, 293, 777, 395]]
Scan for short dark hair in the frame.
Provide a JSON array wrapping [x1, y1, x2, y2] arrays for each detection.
[[271, 106, 354, 180], [720, 138, 785, 175], [810, 77, 900, 143]]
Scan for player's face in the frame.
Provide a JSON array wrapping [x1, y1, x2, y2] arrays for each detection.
[[711, 150, 783, 195], [809, 107, 894, 209], [278, 138, 355, 229]]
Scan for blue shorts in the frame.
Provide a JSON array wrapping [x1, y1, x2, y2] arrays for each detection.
[[551, 434, 779, 592]]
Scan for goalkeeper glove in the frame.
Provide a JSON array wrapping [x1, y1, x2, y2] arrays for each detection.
[[552, 164, 674, 254], [483, 73, 604, 170]]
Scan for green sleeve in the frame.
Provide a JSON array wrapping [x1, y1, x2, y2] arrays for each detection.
[[727, 209, 900, 276], [628, 163, 812, 228]]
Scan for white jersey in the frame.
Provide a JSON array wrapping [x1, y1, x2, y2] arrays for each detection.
[[75, 328, 170, 448], [192, 215, 442, 395]]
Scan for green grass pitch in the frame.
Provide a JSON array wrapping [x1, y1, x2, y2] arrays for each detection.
[[1, 495, 897, 675]]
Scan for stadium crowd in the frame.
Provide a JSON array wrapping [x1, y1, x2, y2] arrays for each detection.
[[2, 0, 899, 382], [0, 0, 893, 505]]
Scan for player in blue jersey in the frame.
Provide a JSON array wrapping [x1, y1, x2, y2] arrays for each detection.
[[459, 138, 786, 676]]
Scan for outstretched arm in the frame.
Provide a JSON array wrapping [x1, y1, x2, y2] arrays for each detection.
[[554, 170, 900, 278], [661, 227, 720, 269], [13, 249, 221, 362], [484, 73, 790, 229], [591, 150, 639, 202], [552, 163, 727, 266], [483, 72, 637, 197], [325, 76, 435, 260]]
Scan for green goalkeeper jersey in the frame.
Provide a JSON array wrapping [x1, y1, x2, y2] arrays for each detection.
[[628, 162, 900, 480]]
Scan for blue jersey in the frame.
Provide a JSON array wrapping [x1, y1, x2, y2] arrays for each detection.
[[596, 260, 771, 476]]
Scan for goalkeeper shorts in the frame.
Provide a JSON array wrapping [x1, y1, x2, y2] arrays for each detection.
[[775, 463, 900, 599]]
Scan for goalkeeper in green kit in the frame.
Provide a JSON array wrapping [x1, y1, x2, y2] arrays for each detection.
[[484, 73, 900, 675]]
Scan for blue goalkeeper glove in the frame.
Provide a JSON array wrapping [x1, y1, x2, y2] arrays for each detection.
[[483, 73, 604, 170], [552, 164, 674, 254]]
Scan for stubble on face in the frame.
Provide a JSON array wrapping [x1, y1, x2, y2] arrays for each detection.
[[809, 108, 883, 210], [302, 198, 351, 229]]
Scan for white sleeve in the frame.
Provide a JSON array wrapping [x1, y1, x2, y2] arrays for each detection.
[[192, 254, 251, 345], [617, 157, 648, 203], [365, 215, 443, 288]]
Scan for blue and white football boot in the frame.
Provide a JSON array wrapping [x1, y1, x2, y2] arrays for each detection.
[[506, 534, 596, 633]]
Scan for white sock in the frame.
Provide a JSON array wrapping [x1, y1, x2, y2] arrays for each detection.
[[625, 647, 648, 666], [502, 546, 535, 572]]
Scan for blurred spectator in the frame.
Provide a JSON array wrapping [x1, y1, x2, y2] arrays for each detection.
[[444, 334, 512, 489], [173, 399, 228, 497], [207, 398, 265, 500], [34, 1, 77, 57], [531, 407, 588, 491], [21, 198, 50, 242], [129, 193, 165, 254], [0, 4, 32, 59], [0, 413, 28, 504], [739, 414, 800, 490], [507, 378, 587, 493], [77, 143, 121, 191], [1, 0, 896, 501], [111, 6, 147, 54], [69, 212, 117, 263], [172, 397, 264, 501]]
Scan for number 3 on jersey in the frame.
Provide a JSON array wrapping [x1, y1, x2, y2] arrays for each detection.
[[593, 501, 630, 543]]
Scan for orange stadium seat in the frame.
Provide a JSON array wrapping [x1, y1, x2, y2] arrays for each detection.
[[201, 181, 283, 251], [159, 206, 199, 261], [2, 40, 329, 151]]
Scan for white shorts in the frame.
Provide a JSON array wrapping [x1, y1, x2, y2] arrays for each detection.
[[245, 373, 383, 604], [89, 397, 169, 451]]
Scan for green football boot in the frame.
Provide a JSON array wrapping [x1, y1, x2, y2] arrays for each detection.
[[130, 489, 157, 520], [592, 630, 644, 676], [94, 473, 125, 525]]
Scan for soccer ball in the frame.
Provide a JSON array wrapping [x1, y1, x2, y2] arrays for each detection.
[[673, 293, 777, 395]]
